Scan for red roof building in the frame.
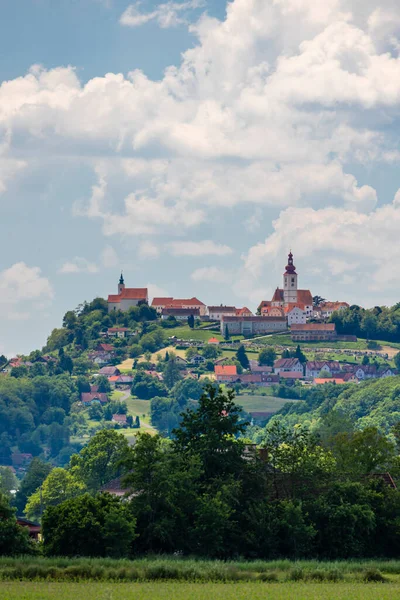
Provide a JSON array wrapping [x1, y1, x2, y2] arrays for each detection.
[[152, 297, 206, 316], [215, 364, 238, 383], [108, 273, 148, 313]]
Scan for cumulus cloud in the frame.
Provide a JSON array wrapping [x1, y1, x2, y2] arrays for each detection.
[[120, 0, 205, 29], [139, 240, 160, 259], [168, 240, 233, 256], [146, 282, 170, 299], [0, 262, 53, 324], [191, 266, 232, 283], [101, 245, 119, 268], [58, 257, 99, 274]]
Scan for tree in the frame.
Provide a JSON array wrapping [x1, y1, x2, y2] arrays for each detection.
[[163, 355, 182, 389], [14, 458, 52, 514], [70, 430, 130, 492], [0, 467, 18, 499], [42, 493, 136, 557], [394, 352, 400, 371], [295, 345, 307, 364], [362, 355, 370, 366], [173, 385, 249, 480], [97, 376, 111, 393], [171, 378, 203, 406], [313, 296, 326, 306], [89, 404, 104, 421], [188, 314, 195, 329], [236, 345, 250, 370], [224, 325, 230, 341], [131, 371, 168, 400], [0, 493, 35, 555], [185, 346, 198, 361], [25, 468, 86, 521], [135, 416, 140, 428], [258, 347, 276, 366], [202, 345, 220, 360]]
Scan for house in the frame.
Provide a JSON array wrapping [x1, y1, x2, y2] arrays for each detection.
[[215, 365, 238, 383], [189, 354, 206, 366], [99, 366, 120, 377], [173, 356, 188, 366], [108, 273, 148, 313], [236, 307, 253, 317], [291, 323, 337, 342], [107, 327, 130, 338], [161, 307, 201, 320], [274, 358, 303, 374], [221, 316, 287, 336], [81, 392, 109, 405], [260, 304, 285, 318], [96, 343, 115, 353], [261, 374, 280, 386], [237, 373, 263, 385], [115, 375, 134, 387], [88, 351, 113, 366], [17, 518, 41, 541], [208, 306, 237, 321], [208, 337, 220, 345], [152, 297, 207, 316], [318, 301, 350, 319], [112, 414, 128, 425], [305, 361, 341, 378], [285, 305, 307, 326]]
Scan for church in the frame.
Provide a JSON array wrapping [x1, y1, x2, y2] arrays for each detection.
[[107, 274, 148, 313], [259, 252, 313, 323]]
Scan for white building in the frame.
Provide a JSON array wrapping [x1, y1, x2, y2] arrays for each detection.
[[108, 274, 148, 313], [208, 305, 237, 321]]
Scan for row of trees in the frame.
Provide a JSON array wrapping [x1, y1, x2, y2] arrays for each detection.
[[6, 385, 400, 559], [330, 303, 400, 342]]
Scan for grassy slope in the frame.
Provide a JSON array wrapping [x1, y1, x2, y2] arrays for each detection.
[[2, 582, 398, 600], [235, 394, 296, 413]]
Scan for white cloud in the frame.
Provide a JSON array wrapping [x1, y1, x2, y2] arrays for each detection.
[[58, 257, 99, 274], [101, 245, 119, 268], [191, 266, 232, 283], [139, 240, 160, 259], [168, 240, 233, 256], [120, 0, 205, 29], [0, 263, 53, 329], [146, 282, 170, 299]]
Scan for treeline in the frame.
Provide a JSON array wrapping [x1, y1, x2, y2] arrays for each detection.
[[3, 385, 400, 560], [330, 304, 400, 342]]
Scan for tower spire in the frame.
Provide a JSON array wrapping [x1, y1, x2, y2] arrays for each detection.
[[119, 271, 124, 285]]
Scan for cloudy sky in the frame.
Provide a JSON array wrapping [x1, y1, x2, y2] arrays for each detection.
[[1, 0, 400, 356]]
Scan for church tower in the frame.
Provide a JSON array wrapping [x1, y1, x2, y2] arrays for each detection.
[[118, 272, 125, 295], [283, 251, 298, 305]]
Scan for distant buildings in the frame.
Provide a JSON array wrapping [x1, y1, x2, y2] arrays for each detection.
[[291, 323, 337, 342], [221, 315, 287, 336]]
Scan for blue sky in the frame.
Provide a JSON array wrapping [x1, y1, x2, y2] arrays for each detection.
[[2, 0, 400, 356]]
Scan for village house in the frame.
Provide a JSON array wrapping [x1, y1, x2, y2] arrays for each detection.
[[208, 337, 220, 345], [291, 323, 337, 342], [315, 301, 350, 320], [221, 316, 287, 336], [152, 297, 207, 316], [81, 392, 109, 405], [260, 305, 285, 317], [96, 343, 114, 353], [173, 356, 188, 366], [112, 414, 128, 425], [305, 360, 341, 378], [208, 305, 237, 321], [188, 354, 206, 366], [114, 375, 134, 388], [88, 351, 114, 366], [108, 274, 148, 313], [107, 327, 131, 339], [279, 371, 304, 382], [285, 305, 307, 326], [274, 358, 304, 375], [249, 359, 273, 373], [215, 365, 238, 383], [17, 518, 41, 541], [98, 366, 120, 377]]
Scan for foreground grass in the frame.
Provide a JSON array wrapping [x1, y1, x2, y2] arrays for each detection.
[[1, 582, 399, 600]]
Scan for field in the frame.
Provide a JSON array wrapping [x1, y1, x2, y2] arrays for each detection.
[[235, 393, 296, 413], [1, 582, 399, 600]]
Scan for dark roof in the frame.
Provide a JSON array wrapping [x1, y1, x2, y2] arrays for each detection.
[[222, 316, 286, 322], [99, 366, 120, 375], [162, 307, 200, 316], [291, 323, 336, 331], [81, 392, 109, 404]]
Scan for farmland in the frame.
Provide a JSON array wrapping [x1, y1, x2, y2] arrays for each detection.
[[1, 582, 399, 600], [235, 393, 296, 413]]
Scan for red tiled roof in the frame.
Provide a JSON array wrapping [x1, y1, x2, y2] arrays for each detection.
[[236, 307, 253, 316], [274, 358, 302, 369], [151, 297, 173, 306], [297, 290, 313, 306], [284, 303, 306, 313], [314, 378, 345, 385], [208, 337, 220, 344], [108, 288, 148, 303], [81, 392, 109, 404], [215, 365, 237, 376], [321, 301, 349, 311], [97, 343, 114, 352], [112, 414, 127, 423], [272, 288, 284, 302], [108, 376, 120, 382], [291, 323, 336, 331], [108, 327, 129, 332], [153, 297, 205, 307]]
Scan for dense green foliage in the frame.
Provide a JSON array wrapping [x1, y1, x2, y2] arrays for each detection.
[[330, 303, 400, 342], [0, 493, 35, 555]]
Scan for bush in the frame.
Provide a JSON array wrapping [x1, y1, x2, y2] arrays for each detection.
[[363, 568, 386, 583]]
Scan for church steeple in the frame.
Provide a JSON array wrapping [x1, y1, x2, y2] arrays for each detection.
[[118, 272, 125, 294], [283, 250, 298, 304]]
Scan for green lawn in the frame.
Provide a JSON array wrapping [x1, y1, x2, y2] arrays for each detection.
[[2, 582, 399, 600], [235, 393, 296, 413]]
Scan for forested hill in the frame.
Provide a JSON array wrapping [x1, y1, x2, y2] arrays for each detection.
[[330, 304, 400, 343], [252, 377, 400, 437]]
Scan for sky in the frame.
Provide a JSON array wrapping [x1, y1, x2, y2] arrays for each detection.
[[2, 0, 400, 357]]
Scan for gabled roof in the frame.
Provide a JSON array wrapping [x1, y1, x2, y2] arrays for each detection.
[[81, 392, 109, 404], [272, 288, 284, 302], [274, 358, 302, 369], [108, 288, 148, 303], [208, 306, 236, 311], [154, 297, 205, 307], [314, 378, 345, 385], [279, 371, 304, 379], [284, 303, 306, 313], [99, 366, 120, 375], [297, 290, 313, 306], [97, 343, 114, 352], [208, 337, 220, 344], [151, 297, 174, 306], [215, 365, 237, 376], [236, 307, 253, 316]]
